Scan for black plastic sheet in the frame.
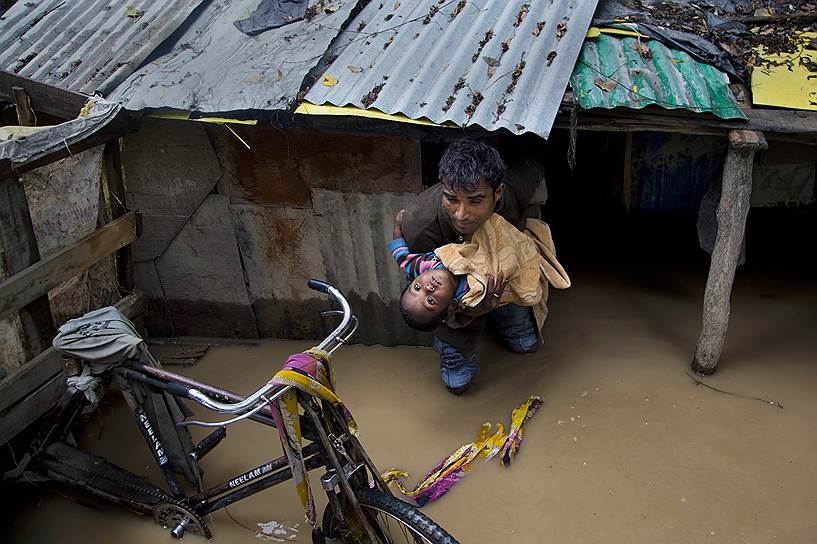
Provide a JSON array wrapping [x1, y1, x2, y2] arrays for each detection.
[[593, 0, 749, 79]]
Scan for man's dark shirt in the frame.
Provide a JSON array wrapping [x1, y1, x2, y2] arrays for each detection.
[[399, 154, 544, 355], [401, 154, 543, 253]]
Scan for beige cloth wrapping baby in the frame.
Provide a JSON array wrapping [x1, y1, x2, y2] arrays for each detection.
[[435, 214, 571, 335]]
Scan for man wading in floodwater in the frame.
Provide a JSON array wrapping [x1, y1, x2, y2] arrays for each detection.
[[399, 138, 548, 395]]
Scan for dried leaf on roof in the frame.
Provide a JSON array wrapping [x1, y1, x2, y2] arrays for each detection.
[[465, 90, 484, 119], [472, 30, 494, 63], [451, 0, 466, 20], [514, 3, 530, 28], [423, 5, 439, 24], [594, 77, 617, 92], [362, 82, 386, 107], [505, 59, 526, 95], [631, 40, 653, 60], [126, 5, 144, 19]]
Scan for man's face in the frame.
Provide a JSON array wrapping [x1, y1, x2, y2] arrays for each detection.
[[441, 178, 503, 236]]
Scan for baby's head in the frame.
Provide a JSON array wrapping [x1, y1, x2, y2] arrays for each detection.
[[400, 269, 457, 331]]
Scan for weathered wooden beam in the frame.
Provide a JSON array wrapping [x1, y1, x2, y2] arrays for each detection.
[[692, 129, 768, 375], [0, 174, 56, 359], [0, 291, 145, 442], [0, 211, 137, 320], [103, 140, 134, 291], [11, 110, 138, 175], [553, 103, 817, 140], [0, 71, 88, 121], [12, 87, 37, 126], [0, 372, 65, 444]]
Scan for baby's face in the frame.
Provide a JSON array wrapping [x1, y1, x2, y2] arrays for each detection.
[[402, 269, 456, 318]]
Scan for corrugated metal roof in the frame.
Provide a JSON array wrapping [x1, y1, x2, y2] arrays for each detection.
[[304, 0, 600, 138], [0, 0, 204, 96], [570, 30, 747, 120], [110, 0, 360, 113]]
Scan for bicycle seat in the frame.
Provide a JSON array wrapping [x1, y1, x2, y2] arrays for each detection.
[[53, 306, 145, 370]]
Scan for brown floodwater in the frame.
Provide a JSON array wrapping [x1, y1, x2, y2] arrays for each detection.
[[3, 251, 817, 543]]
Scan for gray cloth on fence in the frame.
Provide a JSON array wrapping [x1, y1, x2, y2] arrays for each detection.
[[234, 0, 308, 36]]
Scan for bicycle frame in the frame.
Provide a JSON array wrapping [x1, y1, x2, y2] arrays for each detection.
[[12, 279, 392, 541], [111, 359, 390, 540]]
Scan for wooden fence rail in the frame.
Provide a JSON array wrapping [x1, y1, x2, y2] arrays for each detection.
[[0, 211, 139, 444], [0, 291, 145, 443], [0, 211, 136, 320]]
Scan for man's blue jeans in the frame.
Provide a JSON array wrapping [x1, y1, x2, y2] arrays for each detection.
[[435, 304, 538, 389]]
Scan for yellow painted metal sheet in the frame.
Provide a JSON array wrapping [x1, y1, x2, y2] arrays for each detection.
[[295, 103, 455, 128], [586, 26, 646, 39], [147, 111, 258, 125], [751, 32, 817, 111]]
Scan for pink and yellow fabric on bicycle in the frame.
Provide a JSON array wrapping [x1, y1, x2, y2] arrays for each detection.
[[382, 395, 544, 506], [267, 348, 357, 528]]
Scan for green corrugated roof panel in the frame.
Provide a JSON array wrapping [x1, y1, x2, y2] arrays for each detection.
[[570, 31, 747, 120]]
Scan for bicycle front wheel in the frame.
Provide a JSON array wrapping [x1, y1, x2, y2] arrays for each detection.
[[322, 488, 459, 544]]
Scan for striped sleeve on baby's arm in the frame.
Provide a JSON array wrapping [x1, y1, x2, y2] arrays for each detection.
[[387, 238, 445, 279]]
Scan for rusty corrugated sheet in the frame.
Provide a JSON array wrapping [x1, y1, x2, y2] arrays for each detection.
[[110, 0, 360, 113], [570, 30, 746, 120], [304, 0, 600, 138], [0, 0, 205, 96]]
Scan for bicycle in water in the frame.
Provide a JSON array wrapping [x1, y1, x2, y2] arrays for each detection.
[[4, 280, 458, 544]]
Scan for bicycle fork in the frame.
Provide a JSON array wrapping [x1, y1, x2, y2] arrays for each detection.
[[302, 397, 380, 543]]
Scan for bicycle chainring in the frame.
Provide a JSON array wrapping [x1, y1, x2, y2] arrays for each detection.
[[153, 502, 212, 538]]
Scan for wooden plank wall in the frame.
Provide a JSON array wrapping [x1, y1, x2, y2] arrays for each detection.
[[0, 292, 145, 443], [0, 81, 138, 443], [0, 208, 138, 443]]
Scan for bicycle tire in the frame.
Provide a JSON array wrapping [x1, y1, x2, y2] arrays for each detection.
[[322, 488, 459, 544]]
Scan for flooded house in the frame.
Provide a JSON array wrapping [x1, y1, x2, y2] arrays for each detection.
[[0, 0, 815, 541]]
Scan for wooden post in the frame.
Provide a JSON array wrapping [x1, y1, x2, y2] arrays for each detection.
[[103, 140, 134, 291], [0, 175, 56, 359], [692, 129, 767, 375], [4, 87, 54, 357], [622, 132, 634, 211], [12, 87, 37, 127]]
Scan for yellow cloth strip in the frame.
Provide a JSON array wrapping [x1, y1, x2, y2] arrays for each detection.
[[383, 395, 543, 502], [295, 102, 457, 128]]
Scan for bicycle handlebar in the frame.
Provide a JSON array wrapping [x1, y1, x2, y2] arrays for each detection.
[[187, 280, 354, 416], [307, 279, 332, 294], [313, 281, 352, 352]]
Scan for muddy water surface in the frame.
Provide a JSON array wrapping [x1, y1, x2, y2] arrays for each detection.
[[4, 267, 817, 543]]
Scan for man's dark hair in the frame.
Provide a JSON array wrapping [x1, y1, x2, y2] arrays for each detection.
[[399, 286, 446, 332], [438, 138, 506, 192]]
